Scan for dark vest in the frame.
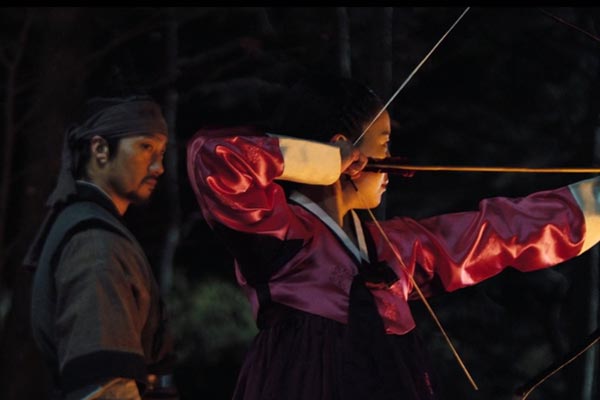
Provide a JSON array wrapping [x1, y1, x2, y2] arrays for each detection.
[[31, 200, 141, 365]]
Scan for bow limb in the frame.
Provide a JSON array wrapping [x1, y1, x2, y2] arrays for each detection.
[[353, 7, 470, 146], [515, 328, 600, 399], [347, 178, 479, 390], [539, 8, 600, 44], [512, 9, 600, 398]]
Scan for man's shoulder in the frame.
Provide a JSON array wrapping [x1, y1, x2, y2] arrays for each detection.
[[58, 200, 120, 225], [47, 201, 144, 266], [51, 201, 134, 244], [66, 227, 136, 251]]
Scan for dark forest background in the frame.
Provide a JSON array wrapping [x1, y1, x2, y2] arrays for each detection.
[[1, 6, 600, 400]]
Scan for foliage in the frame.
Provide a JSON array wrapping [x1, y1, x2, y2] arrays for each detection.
[[166, 272, 257, 399], [167, 272, 257, 364]]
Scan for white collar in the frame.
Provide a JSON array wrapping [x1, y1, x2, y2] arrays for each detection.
[[289, 191, 370, 263]]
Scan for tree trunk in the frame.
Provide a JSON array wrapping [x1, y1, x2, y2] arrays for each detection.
[[255, 7, 275, 36], [379, 7, 393, 101], [0, 8, 93, 399], [159, 8, 182, 296], [0, 12, 31, 284], [336, 7, 351, 78], [373, 7, 393, 221]]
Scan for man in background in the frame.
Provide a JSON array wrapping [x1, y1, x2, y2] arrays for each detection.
[[25, 95, 178, 400]]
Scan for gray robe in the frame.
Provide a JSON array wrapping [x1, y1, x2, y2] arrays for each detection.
[[31, 184, 173, 397]]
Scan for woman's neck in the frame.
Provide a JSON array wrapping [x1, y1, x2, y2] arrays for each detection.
[[297, 183, 353, 232], [296, 183, 360, 246]]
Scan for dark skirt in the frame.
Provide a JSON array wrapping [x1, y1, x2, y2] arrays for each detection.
[[233, 277, 442, 400]]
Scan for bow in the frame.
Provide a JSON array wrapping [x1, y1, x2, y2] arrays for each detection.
[[511, 8, 600, 399], [353, 6, 600, 396]]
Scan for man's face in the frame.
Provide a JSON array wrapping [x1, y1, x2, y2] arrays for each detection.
[[104, 133, 168, 206]]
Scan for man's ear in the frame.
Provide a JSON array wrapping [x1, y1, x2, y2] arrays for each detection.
[[90, 135, 109, 165], [330, 133, 350, 144]]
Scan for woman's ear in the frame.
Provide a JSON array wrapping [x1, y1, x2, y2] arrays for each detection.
[[330, 133, 350, 144]]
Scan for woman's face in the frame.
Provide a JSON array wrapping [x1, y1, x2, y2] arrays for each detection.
[[346, 111, 391, 209]]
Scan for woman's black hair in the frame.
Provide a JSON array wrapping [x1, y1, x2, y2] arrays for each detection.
[[270, 73, 383, 144]]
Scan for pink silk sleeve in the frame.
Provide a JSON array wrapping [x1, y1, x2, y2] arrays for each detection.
[[187, 129, 296, 239], [187, 128, 358, 325], [374, 186, 586, 295]]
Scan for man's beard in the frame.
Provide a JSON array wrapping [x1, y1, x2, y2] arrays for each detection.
[[126, 189, 153, 205]]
